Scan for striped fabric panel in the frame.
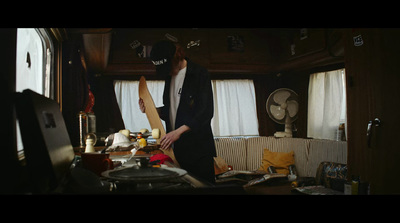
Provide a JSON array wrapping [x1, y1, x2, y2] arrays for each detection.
[[306, 139, 348, 177], [246, 136, 272, 171], [246, 137, 310, 176], [214, 137, 247, 171], [214, 136, 348, 177], [271, 137, 310, 177]]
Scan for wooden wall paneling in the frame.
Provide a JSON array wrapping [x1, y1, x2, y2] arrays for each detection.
[[345, 29, 376, 186], [181, 29, 210, 68], [105, 28, 183, 77], [105, 28, 279, 77], [208, 29, 246, 65], [108, 28, 182, 64], [207, 29, 273, 65], [100, 28, 345, 77], [345, 28, 400, 194], [287, 29, 326, 60]]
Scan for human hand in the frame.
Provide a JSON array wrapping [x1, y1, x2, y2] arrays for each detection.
[[159, 125, 190, 150], [139, 98, 145, 113], [160, 130, 180, 150]]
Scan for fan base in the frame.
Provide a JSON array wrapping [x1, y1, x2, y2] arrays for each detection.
[[274, 132, 293, 138]]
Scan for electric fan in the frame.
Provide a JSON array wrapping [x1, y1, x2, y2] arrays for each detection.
[[266, 88, 299, 137]]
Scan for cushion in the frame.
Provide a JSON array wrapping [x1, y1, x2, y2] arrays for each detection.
[[258, 149, 295, 175]]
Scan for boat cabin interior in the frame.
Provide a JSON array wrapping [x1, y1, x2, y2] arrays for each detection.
[[1, 28, 400, 195]]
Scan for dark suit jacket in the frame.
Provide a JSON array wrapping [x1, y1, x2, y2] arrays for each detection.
[[159, 59, 217, 162]]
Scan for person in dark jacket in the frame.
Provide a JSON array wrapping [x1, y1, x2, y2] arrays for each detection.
[[139, 40, 216, 184]]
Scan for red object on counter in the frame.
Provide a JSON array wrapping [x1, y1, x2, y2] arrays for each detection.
[[150, 154, 174, 164]]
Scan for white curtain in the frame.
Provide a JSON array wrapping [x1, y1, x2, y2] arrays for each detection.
[[114, 79, 259, 137], [307, 69, 346, 140], [211, 79, 259, 136], [114, 80, 166, 132]]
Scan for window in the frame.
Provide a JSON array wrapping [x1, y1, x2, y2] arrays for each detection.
[[114, 79, 259, 137], [16, 29, 44, 94], [16, 28, 53, 97], [307, 68, 346, 140], [16, 28, 54, 151], [211, 79, 259, 136]]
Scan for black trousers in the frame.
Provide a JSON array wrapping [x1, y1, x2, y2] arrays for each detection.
[[178, 155, 215, 185]]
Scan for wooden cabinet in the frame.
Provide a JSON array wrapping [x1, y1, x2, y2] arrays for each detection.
[[108, 28, 182, 64], [180, 29, 210, 67], [72, 28, 344, 78], [345, 28, 400, 194], [283, 29, 326, 60], [105, 28, 277, 76], [206, 29, 273, 65]]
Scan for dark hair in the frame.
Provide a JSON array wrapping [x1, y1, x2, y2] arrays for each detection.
[[171, 43, 186, 67]]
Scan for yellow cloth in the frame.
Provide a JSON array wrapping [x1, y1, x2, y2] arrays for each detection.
[[258, 149, 294, 175], [214, 156, 229, 175]]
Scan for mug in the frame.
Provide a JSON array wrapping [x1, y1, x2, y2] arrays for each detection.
[[81, 152, 114, 176]]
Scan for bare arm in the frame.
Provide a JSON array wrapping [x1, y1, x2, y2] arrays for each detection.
[[139, 98, 189, 150], [160, 125, 191, 150]]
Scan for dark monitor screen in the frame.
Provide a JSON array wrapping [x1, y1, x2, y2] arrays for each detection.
[[15, 89, 75, 193]]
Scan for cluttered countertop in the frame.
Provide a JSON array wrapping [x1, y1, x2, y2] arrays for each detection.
[[70, 128, 213, 194], [72, 129, 345, 195]]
